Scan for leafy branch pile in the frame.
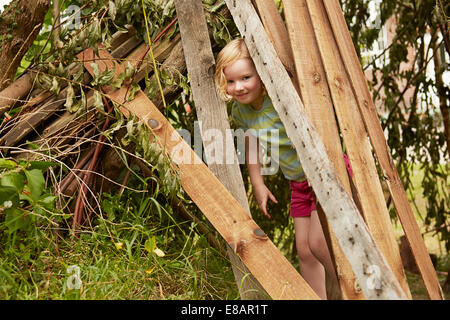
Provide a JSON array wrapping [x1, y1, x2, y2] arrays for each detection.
[[0, 0, 242, 299]]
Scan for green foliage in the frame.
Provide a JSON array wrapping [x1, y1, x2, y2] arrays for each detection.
[[342, 0, 449, 251], [0, 160, 238, 299], [0, 158, 64, 263]]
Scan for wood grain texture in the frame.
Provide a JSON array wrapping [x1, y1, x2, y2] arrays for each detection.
[[322, 0, 444, 300], [225, 0, 407, 299], [78, 47, 319, 300], [282, 0, 364, 300], [302, 0, 411, 299], [175, 0, 267, 299]]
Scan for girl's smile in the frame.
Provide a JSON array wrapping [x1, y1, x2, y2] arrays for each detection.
[[223, 58, 265, 110]]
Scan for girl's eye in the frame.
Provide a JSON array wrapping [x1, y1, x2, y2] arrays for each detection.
[[243, 76, 250, 80], [227, 80, 234, 84]]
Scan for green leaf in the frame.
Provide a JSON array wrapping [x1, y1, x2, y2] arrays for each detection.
[[111, 71, 125, 88], [127, 83, 140, 101], [0, 159, 16, 169], [39, 195, 57, 208], [144, 236, 156, 253], [24, 169, 45, 202], [5, 208, 30, 234], [91, 62, 100, 82], [98, 67, 116, 86], [0, 186, 19, 208], [28, 161, 57, 171], [0, 172, 26, 192]]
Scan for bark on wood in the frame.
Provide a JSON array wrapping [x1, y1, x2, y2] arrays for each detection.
[[0, 0, 50, 90], [322, 0, 444, 300], [78, 46, 319, 300], [175, 0, 267, 300], [0, 73, 35, 116], [225, 0, 407, 300], [0, 94, 59, 146]]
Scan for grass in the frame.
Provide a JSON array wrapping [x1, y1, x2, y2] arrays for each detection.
[[0, 168, 239, 300], [391, 163, 449, 299], [0, 161, 447, 300], [0, 225, 239, 300]]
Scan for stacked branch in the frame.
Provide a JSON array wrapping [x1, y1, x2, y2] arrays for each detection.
[[0, 4, 232, 255]]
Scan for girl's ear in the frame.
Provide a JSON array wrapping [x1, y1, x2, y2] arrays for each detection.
[[262, 82, 267, 97]]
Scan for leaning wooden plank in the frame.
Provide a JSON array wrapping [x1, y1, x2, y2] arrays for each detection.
[[282, 0, 364, 300], [225, 0, 407, 299], [78, 47, 319, 300], [301, 0, 411, 298], [251, 0, 298, 90], [175, 0, 267, 299], [253, 0, 358, 300], [322, 0, 444, 300]]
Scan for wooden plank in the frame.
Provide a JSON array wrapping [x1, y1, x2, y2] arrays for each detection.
[[174, 0, 267, 299], [302, 0, 411, 299], [0, 94, 59, 147], [225, 0, 407, 299], [251, 0, 298, 90], [282, 0, 364, 300], [322, 0, 444, 300], [78, 47, 319, 300], [253, 0, 360, 300]]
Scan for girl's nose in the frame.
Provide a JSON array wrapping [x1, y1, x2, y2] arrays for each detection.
[[235, 81, 244, 91]]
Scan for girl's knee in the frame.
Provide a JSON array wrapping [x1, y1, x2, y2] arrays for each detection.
[[309, 234, 328, 257], [296, 241, 315, 262]]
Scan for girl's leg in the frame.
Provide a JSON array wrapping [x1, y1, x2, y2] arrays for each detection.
[[293, 216, 327, 300], [308, 210, 339, 285]]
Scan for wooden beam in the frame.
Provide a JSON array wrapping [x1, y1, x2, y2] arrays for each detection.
[[77, 47, 319, 300], [281, 0, 364, 300], [251, 0, 298, 90], [225, 0, 407, 299], [322, 0, 444, 300], [174, 0, 266, 299], [301, 0, 411, 299]]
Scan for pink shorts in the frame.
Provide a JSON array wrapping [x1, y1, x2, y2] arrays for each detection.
[[289, 154, 353, 218]]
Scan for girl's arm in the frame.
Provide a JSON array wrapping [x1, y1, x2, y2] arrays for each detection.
[[245, 133, 278, 218]]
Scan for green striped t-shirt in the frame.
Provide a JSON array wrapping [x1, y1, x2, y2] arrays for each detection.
[[231, 96, 305, 181]]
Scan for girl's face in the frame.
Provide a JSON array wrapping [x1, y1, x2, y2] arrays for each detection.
[[223, 58, 264, 109]]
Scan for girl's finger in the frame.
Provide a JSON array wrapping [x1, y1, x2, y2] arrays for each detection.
[[269, 192, 278, 204]]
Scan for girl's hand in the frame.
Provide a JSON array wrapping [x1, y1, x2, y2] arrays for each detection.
[[253, 184, 278, 219]]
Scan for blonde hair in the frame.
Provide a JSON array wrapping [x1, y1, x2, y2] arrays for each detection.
[[215, 38, 252, 102]]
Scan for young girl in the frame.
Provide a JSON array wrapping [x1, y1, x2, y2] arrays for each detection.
[[215, 38, 340, 300]]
